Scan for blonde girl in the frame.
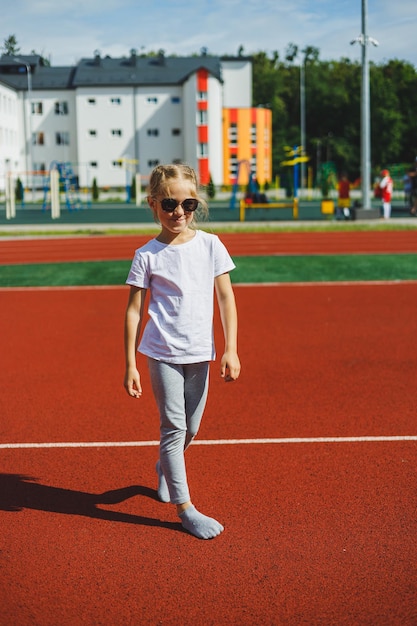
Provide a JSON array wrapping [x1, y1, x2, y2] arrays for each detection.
[[124, 164, 240, 539]]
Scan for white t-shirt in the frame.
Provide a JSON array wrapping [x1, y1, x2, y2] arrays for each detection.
[[125, 230, 235, 363]]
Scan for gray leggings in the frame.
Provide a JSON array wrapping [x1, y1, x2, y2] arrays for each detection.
[[148, 358, 210, 504]]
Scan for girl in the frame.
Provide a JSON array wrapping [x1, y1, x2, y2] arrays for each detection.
[[124, 164, 240, 539]]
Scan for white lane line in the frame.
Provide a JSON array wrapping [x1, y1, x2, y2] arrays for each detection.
[[1, 435, 417, 450]]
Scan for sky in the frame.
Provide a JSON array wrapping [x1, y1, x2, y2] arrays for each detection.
[[2, 0, 417, 68]]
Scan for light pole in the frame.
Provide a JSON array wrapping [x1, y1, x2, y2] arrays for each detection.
[[351, 0, 378, 210], [300, 55, 306, 190], [14, 57, 35, 200]]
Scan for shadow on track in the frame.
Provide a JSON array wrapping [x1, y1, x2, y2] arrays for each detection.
[[0, 473, 183, 533]]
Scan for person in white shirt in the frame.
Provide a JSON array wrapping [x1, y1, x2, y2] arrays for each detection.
[[124, 164, 241, 539], [379, 169, 393, 219]]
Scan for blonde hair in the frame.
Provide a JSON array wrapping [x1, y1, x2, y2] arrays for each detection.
[[147, 163, 208, 222]]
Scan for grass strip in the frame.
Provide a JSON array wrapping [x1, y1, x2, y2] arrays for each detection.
[[1, 254, 417, 287], [233, 254, 417, 283]]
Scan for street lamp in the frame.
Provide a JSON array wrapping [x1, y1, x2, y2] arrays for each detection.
[[13, 57, 35, 200], [300, 55, 306, 190], [351, 0, 378, 210]]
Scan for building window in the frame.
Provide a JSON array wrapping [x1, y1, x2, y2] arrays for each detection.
[[33, 162, 46, 172], [31, 102, 43, 115], [147, 159, 159, 167], [147, 128, 159, 136], [197, 110, 207, 125], [32, 132, 44, 145], [171, 96, 181, 104], [110, 97, 121, 105], [229, 155, 238, 177], [111, 129, 122, 137], [89, 161, 98, 168], [88, 129, 97, 137], [198, 143, 208, 157], [229, 123, 238, 145], [172, 128, 181, 136], [87, 98, 96, 105], [197, 91, 207, 101], [251, 124, 257, 146], [112, 160, 123, 168], [56, 132, 70, 145], [55, 101, 69, 115], [146, 97, 158, 104]]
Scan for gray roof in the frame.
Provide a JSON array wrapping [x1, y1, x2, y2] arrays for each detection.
[[73, 53, 223, 87], [0, 53, 223, 91], [0, 55, 74, 90]]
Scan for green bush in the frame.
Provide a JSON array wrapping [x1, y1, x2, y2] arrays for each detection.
[[92, 177, 99, 201]]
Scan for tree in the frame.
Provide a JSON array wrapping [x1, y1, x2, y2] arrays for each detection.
[[206, 174, 216, 199], [251, 46, 417, 183], [92, 177, 99, 201], [15, 177, 24, 201], [2, 34, 20, 56], [130, 173, 136, 201]]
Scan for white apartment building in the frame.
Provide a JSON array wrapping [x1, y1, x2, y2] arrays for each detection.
[[0, 51, 264, 193]]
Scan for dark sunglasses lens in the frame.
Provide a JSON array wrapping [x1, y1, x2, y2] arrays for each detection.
[[161, 198, 178, 212], [160, 198, 198, 212], [182, 199, 198, 212]]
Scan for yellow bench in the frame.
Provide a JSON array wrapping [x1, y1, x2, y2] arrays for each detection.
[[239, 198, 299, 221]]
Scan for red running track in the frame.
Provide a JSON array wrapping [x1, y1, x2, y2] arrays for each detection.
[[1, 279, 417, 625], [2, 229, 417, 264]]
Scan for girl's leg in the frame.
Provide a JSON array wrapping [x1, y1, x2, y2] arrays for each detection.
[[148, 359, 209, 505], [184, 361, 210, 449], [148, 358, 223, 539]]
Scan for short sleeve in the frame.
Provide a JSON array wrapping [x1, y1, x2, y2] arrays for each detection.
[[213, 235, 236, 277], [125, 251, 150, 288]]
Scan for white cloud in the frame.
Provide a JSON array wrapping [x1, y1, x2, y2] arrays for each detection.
[[1, 0, 416, 67]]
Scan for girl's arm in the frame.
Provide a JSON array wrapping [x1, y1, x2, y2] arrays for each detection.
[[124, 286, 147, 398], [214, 273, 241, 382]]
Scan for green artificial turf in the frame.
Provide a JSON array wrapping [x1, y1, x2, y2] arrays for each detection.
[[1, 254, 417, 287], [232, 254, 417, 283]]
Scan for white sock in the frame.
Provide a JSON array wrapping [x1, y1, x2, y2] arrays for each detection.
[[179, 505, 224, 539], [156, 460, 170, 503]]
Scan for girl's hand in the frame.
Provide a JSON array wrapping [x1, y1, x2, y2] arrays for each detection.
[[220, 351, 241, 382], [124, 367, 142, 398]]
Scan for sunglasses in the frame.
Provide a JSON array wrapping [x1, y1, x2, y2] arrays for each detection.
[[158, 197, 199, 213]]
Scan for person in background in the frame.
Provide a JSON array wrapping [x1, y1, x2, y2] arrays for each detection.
[[337, 172, 351, 220], [409, 158, 417, 216], [379, 169, 393, 219], [403, 171, 412, 209]]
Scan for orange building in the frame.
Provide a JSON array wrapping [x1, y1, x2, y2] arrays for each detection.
[[222, 107, 272, 187]]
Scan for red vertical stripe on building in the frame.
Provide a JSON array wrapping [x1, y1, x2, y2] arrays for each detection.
[[197, 69, 208, 91], [197, 70, 209, 185], [199, 159, 209, 185], [229, 109, 238, 124], [198, 126, 208, 143]]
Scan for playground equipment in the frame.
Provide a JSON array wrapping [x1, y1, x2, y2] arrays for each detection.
[[44, 162, 84, 213], [239, 197, 298, 221], [234, 152, 306, 221], [229, 160, 257, 211], [5, 173, 16, 219], [117, 158, 141, 205]]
